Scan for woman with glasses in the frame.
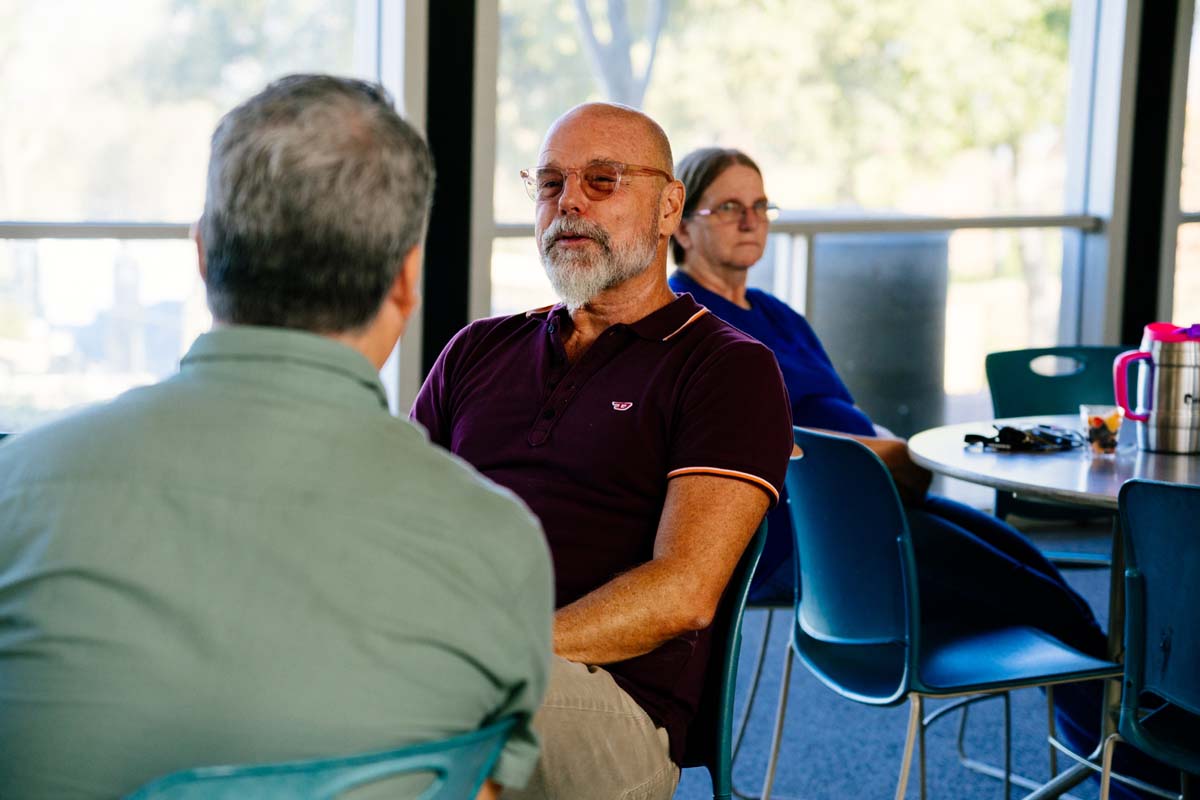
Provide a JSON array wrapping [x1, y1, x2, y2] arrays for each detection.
[[668, 148, 1093, 620], [667, 147, 1154, 795], [672, 146, 1094, 618]]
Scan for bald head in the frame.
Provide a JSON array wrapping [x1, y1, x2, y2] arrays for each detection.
[[540, 103, 673, 174]]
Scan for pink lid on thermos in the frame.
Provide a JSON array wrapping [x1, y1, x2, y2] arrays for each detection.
[[1113, 323, 1200, 453]]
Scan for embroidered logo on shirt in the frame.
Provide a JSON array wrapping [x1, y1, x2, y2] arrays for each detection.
[[612, 401, 634, 411]]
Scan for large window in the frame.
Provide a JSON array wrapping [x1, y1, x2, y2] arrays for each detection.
[[0, 0, 376, 432], [495, 1, 1072, 221], [491, 0, 1080, 432], [1173, 6, 1200, 324]]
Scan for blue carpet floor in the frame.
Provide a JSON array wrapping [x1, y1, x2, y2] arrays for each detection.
[[673, 523, 1113, 800]]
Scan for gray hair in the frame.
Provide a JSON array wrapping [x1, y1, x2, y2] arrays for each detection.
[[200, 74, 434, 332]]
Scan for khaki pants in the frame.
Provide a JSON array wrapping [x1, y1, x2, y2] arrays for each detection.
[[503, 656, 679, 800]]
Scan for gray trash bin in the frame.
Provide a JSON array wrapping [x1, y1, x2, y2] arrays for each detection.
[[806, 229, 949, 438]]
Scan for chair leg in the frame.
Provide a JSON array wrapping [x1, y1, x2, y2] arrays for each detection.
[[896, 695, 921, 800], [732, 611, 787, 800], [732, 610, 775, 762], [1002, 691, 1012, 800], [759, 645, 794, 800], [1099, 733, 1122, 800], [919, 695, 928, 800], [1046, 685, 1058, 777]]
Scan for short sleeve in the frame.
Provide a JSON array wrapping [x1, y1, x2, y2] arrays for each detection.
[[410, 325, 472, 448], [666, 339, 793, 505]]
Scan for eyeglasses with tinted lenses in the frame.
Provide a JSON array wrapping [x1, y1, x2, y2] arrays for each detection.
[[691, 200, 780, 224], [520, 162, 673, 202]]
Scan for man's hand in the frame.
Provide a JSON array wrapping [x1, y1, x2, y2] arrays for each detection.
[[552, 475, 770, 664], [475, 779, 500, 800]]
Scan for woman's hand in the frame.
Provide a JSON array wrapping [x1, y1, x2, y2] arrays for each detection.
[[862, 436, 932, 507]]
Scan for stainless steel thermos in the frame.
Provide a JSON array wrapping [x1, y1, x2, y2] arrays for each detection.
[[1114, 322, 1200, 454]]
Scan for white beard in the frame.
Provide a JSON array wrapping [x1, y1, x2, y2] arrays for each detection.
[[539, 214, 660, 308]]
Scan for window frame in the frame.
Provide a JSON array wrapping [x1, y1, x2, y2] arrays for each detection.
[[0, 0, 432, 415]]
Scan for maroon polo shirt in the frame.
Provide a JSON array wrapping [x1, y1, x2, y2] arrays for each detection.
[[411, 292, 792, 763]]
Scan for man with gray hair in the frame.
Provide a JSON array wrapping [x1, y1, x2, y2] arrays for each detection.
[[0, 74, 552, 800]]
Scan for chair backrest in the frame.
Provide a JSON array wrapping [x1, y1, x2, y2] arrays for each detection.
[[985, 346, 1127, 417], [123, 717, 516, 800], [681, 517, 767, 799], [786, 429, 913, 647], [1118, 480, 1200, 719]]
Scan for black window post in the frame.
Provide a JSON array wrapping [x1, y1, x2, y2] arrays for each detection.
[[421, 0, 478, 374], [1122, 0, 1181, 341]]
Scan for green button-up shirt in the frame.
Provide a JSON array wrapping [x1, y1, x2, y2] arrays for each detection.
[[0, 326, 553, 798]]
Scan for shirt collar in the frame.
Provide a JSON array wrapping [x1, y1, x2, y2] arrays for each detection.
[[181, 326, 389, 408], [524, 294, 710, 342]]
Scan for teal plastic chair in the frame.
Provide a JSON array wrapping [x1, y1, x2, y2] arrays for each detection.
[[124, 717, 516, 800], [1100, 481, 1200, 799], [984, 346, 1126, 529], [682, 518, 767, 800], [986, 347, 1127, 419], [759, 429, 1121, 800]]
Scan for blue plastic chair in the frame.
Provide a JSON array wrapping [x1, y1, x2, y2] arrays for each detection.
[[682, 518, 767, 800], [985, 346, 1126, 533], [759, 429, 1121, 800], [1100, 481, 1200, 799], [124, 716, 516, 800]]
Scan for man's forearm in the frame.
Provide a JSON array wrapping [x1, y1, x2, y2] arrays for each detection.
[[552, 557, 714, 664], [554, 475, 770, 666]]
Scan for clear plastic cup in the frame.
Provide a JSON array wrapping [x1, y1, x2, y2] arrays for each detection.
[[1080, 404, 1124, 456]]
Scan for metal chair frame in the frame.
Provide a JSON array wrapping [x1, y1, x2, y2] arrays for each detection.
[[729, 606, 785, 800], [757, 429, 1122, 800]]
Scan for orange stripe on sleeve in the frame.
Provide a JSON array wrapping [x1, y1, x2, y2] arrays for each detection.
[[661, 308, 710, 341], [666, 466, 780, 504]]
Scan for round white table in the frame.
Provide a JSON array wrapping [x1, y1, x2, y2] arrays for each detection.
[[908, 414, 1200, 510]]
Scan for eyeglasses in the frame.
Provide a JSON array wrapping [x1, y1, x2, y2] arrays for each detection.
[[520, 162, 673, 202], [690, 200, 780, 224]]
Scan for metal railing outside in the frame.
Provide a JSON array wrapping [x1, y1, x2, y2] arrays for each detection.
[[493, 213, 1104, 315]]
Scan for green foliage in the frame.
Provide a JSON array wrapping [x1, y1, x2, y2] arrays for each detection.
[[495, 0, 1073, 218], [135, 0, 355, 108]]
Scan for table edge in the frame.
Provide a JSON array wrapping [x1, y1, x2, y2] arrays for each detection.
[[907, 445, 1118, 511]]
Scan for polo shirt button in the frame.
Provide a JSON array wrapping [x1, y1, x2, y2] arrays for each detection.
[[542, 409, 555, 419], [548, 324, 556, 334]]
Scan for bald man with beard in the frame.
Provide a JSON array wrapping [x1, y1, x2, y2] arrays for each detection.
[[412, 104, 793, 799]]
